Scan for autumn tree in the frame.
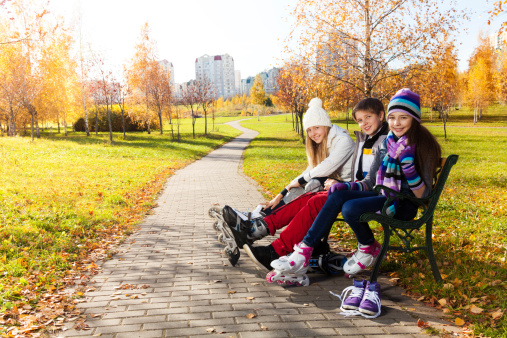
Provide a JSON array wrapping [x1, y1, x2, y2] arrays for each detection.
[[181, 81, 199, 138], [195, 76, 215, 135], [276, 62, 311, 141], [0, 42, 24, 135], [126, 22, 157, 134], [404, 39, 458, 138], [250, 74, 266, 105], [466, 35, 496, 124], [115, 78, 129, 139], [147, 60, 172, 135], [489, 0, 507, 34], [92, 55, 117, 144], [287, 0, 468, 99]]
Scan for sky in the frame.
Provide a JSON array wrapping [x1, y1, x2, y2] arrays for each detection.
[[47, 0, 505, 84]]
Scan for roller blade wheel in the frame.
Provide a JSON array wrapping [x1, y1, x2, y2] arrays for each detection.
[[208, 206, 222, 218], [213, 220, 221, 232], [266, 270, 276, 283], [217, 233, 226, 245]]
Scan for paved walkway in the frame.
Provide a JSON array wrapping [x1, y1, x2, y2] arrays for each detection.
[[62, 121, 461, 338]]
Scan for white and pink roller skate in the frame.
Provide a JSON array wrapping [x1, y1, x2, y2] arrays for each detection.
[[343, 240, 382, 278], [266, 242, 313, 286]]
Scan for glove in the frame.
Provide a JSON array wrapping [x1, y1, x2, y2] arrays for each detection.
[[328, 182, 348, 195]]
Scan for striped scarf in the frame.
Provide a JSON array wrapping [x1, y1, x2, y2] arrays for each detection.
[[376, 132, 419, 216]]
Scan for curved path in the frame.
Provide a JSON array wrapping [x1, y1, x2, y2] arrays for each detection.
[[62, 121, 460, 337]]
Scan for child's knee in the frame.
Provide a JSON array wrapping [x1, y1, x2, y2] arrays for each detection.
[[342, 202, 360, 223]]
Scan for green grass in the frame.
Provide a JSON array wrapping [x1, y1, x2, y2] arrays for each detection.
[[240, 114, 507, 337], [0, 118, 240, 328]]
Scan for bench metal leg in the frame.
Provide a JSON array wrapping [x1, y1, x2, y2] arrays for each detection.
[[370, 225, 391, 282], [426, 220, 442, 283]]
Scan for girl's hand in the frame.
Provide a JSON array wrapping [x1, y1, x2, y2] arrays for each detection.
[[260, 194, 283, 209], [328, 182, 348, 195], [286, 181, 300, 191], [324, 179, 338, 191]]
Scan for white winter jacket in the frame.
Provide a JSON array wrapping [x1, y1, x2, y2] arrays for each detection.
[[288, 124, 355, 188]]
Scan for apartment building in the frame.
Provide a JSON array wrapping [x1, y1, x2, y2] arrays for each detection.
[[158, 59, 175, 87], [195, 54, 236, 99], [240, 67, 279, 96], [316, 31, 358, 79]]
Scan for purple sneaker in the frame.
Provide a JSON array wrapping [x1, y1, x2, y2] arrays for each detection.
[[341, 279, 367, 310], [358, 281, 381, 318]]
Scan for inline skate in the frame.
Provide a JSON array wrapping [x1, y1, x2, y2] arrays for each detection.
[[266, 243, 312, 286], [208, 205, 241, 266]]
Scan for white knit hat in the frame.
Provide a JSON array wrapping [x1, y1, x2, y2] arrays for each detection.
[[303, 98, 332, 130]]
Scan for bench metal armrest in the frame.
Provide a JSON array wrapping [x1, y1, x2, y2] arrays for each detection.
[[373, 184, 430, 215]]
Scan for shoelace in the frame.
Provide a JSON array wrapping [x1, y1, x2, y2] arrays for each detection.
[[359, 288, 381, 319], [331, 286, 364, 313], [330, 287, 381, 319]]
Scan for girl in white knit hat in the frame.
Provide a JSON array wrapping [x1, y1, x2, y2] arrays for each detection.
[[218, 97, 355, 266], [263, 97, 355, 210]]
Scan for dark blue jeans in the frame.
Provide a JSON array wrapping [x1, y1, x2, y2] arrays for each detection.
[[302, 190, 419, 247]]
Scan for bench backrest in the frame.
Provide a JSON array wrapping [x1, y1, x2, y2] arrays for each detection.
[[424, 154, 459, 215]]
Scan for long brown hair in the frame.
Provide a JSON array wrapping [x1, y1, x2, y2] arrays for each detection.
[[305, 126, 331, 169], [405, 120, 442, 182]]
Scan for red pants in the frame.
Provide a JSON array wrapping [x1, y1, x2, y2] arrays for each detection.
[[265, 191, 328, 256]]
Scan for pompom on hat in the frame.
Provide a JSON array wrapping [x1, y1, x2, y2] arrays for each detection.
[[303, 97, 332, 130], [387, 88, 421, 122]]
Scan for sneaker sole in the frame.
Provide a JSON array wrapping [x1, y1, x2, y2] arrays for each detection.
[[358, 308, 378, 316], [342, 304, 359, 310], [243, 244, 270, 272]]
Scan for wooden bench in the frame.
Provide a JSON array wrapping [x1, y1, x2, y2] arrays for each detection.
[[359, 154, 459, 282]]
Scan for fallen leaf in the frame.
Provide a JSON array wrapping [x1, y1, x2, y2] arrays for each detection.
[[417, 296, 425, 301], [417, 319, 430, 328], [206, 327, 216, 333], [491, 311, 503, 320], [246, 313, 257, 319], [261, 326, 268, 331], [246, 297, 255, 300], [455, 317, 465, 326], [228, 291, 236, 294], [443, 283, 454, 289], [470, 305, 483, 314], [251, 283, 260, 286], [438, 298, 447, 306]]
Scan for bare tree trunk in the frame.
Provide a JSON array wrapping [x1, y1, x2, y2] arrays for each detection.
[[146, 94, 151, 134], [121, 109, 126, 139], [9, 104, 16, 136], [107, 102, 113, 145], [204, 109, 207, 135], [158, 108, 163, 135], [82, 83, 90, 136], [364, 0, 372, 97], [35, 113, 40, 138], [63, 111, 68, 136], [31, 111, 35, 142], [299, 110, 304, 143], [192, 114, 196, 139], [95, 109, 99, 135]]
